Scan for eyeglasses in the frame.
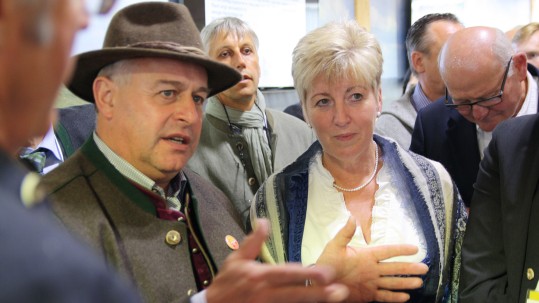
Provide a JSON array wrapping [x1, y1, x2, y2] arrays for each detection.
[[444, 57, 513, 113], [84, 0, 116, 15]]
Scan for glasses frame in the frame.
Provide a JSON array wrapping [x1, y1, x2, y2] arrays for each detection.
[[444, 56, 513, 111]]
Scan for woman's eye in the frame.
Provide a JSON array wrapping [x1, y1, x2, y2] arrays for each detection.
[[219, 50, 230, 58], [351, 93, 363, 101], [315, 98, 330, 107]]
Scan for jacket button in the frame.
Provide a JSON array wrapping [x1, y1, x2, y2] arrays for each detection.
[[165, 230, 181, 246], [528, 268, 535, 280], [187, 289, 197, 296], [236, 142, 244, 151], [248, 177, 256, 186]]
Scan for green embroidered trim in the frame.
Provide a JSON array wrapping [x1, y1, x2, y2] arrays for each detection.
[[81, 138, 156, 216], [54, 123, 74, 157]]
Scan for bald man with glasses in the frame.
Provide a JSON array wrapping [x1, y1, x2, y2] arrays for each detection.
[[410, 26, 539, 208]]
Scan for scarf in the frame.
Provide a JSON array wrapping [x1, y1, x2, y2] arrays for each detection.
[[205, 89, 273, 183], [252, 136, 467, 303]]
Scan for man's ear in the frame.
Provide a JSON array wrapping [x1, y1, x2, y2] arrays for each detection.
[[14, 0, 53, 46], [93, 76, 115, 119], [512, 52, 529, 81], [411, 51, 425, 73]]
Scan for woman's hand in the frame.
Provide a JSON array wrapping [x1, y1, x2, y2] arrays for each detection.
[[316, 216, 429, 302]]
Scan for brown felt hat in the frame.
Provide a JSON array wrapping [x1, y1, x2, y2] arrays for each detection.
[[68, 2, 241, 102]]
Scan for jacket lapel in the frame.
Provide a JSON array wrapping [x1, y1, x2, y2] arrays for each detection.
[[265, 109, 278, 165]]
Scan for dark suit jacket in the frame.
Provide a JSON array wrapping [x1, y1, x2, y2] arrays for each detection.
[[41, 137, 245, 303], [410, 64, 539, 207], [283, 102, 305, 121], [410, 98, 479, 207], [55, 104, 95, 157], [0, 150, 141, 302], [459, 114, 539, 302]]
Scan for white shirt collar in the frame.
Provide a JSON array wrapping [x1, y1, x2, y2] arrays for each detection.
[[38, 125, 63, 162], [516, 70, 538, 117]]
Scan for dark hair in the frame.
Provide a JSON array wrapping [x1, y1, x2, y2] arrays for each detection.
[[406, 13, 462, 74]]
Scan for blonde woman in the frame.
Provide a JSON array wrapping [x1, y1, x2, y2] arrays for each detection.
[[251, 21, 466, 302]]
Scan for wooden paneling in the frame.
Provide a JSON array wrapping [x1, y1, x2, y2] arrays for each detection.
[[355, 0, 370, 31]]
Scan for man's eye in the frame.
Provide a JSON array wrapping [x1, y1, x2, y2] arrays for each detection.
[[160, 90, 176, 98], [219, 50, 230, 58], [193, 95, 206, 104], [243, 48, 252, 55]]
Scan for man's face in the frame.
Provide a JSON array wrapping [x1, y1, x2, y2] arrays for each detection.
[[445, 54, 528, 132], [96, 58, 208, 188], [515, 31, 539, 69], [4, 0, 89, 151], [208, 32, 260, 110], [414, 21, 463, 100]]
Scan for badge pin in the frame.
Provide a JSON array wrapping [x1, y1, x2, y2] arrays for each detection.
[[225, 235, 239, 250]]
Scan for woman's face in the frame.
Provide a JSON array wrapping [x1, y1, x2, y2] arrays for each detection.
[[305, 74, 381, 164]]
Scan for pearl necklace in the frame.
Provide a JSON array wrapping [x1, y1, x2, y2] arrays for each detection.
[[333, 141, 379, 192]]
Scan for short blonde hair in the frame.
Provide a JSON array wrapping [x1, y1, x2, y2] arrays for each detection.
[[513, 22, 539, 46], [292, 21, 383, 107]]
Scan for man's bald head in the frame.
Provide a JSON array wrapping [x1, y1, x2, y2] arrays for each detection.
[[439, 26, 513, 83], [439, 26, 529, 132]]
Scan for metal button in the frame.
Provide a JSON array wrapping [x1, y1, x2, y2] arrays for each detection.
[[528, 268, 535, 280], [177, 217, 185, 222], [165, 230, 181, 246], [236, 142, 244, 151], [203, 280, 210, 286], [248, 177, 256, 186], [191, 248, 199, 254], [187, 289, 197, 296]]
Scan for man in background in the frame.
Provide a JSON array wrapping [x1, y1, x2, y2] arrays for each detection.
[[375, 13, 463, 148], [0, 0, 141, 301], [410, 26, 539, 207], [512, 22, 539, 69], [20, 104, 95, 174], [188, 17, 315, 230]]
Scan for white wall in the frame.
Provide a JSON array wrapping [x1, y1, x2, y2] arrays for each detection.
[[412, 0, 531, 32]]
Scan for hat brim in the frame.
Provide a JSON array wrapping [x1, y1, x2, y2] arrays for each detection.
[[67, 47, 241, 103]]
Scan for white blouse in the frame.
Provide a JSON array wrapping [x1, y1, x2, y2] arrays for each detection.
[[301, 151, 427, 266]]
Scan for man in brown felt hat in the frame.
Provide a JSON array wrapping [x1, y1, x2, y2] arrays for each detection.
[[40, 2, 349, 303]]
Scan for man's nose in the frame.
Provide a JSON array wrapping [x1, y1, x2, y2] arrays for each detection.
[[233, 54, 246, 70], [471, 105, 490, 121], [174, 97, 199, 124]]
